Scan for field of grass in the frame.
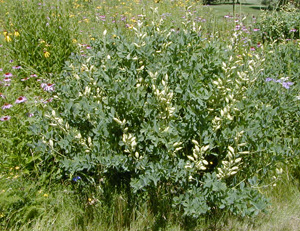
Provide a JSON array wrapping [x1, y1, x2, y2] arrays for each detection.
[[1, 0, 300, 230]]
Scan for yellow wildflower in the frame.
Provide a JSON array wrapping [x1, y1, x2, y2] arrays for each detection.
[[72, 38, 77, 43], [14, 30, 20, 37], [5, 35, 11, 42], [44, 51, 50, 58], [43, 193, 48, 197]]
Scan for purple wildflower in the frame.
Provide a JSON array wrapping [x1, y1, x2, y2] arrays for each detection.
[[282, 82, 294, 89], [72, 176, 81, 182], [0, 116, 11, 121], [253, 28, 260, 32], [265, 78, 274, 82], [27, 113, 34, 117], [15, 96, 27, 103], [3, 73, 13, 77], [2, 103, 13, 110], [41, 83, 55, 92], [3, 77, 11, 82]]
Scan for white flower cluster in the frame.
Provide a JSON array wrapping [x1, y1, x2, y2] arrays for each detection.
[[217, 146, 242, 179], [185, 140, 210, 171], [152, 74, 175, 119]]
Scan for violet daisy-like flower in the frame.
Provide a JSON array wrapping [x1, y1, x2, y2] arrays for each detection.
[[21, 77, 30, 81], [15, 96, 27, 103], [0, 93, 5, 99], [3, 73, 13, 77], [253, 28, 260, 32], [0, 68, 3, 71], [30, 74, 38, 77], [3, 77, 11, 82], [0, 115, 11, 121], [290, 29, 297, 32], [2, 103, 13, 110], [12, 66, 22, 69], [41, 83, 55, 92]]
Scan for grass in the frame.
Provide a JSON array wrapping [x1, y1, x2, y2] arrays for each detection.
[[207, 0, 267, 18], [1, 173, 299, 230]]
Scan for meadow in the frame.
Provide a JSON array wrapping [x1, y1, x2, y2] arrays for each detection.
[[0, 0, 300, 230]]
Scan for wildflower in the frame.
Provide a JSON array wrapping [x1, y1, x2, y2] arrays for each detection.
[[43, 194, 48, 197], [14, 30, 20, 37], [253, 28, 260, 32], [30, 74, 38, 77], [282, 82, 293, 89], [3, 31, 8, 36], [86, 46, 91, 49], [21, 77, 30, 81], [12, 65, 21, 69], [4, 35, 11, 42], [250, 47, 255, 51], [44, 51, 50, 58], [72, 176, 81, 182], [3, 73, 13, 77], [26, 113, 34, 117], [43, 98, 53, 104], [72, 38, 77, 43], [265, 78, 273, 82], [3, 77, 11, 82], [41, 83, 55, 92], [0, 115, 11, 121], [0, 68, 2, 71], [2, 103, 13, 109], [257, 42, 261, 48], [0, 93, 5, 99], [15, 96, 27, 103], [290, 29, 297, 32], [235, 25, 241, 30]]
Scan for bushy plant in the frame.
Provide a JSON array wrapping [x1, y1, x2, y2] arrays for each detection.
[[31, 19, 289, 219]]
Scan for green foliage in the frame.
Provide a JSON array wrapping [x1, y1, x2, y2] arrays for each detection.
[[2, 0, 77, 74]]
